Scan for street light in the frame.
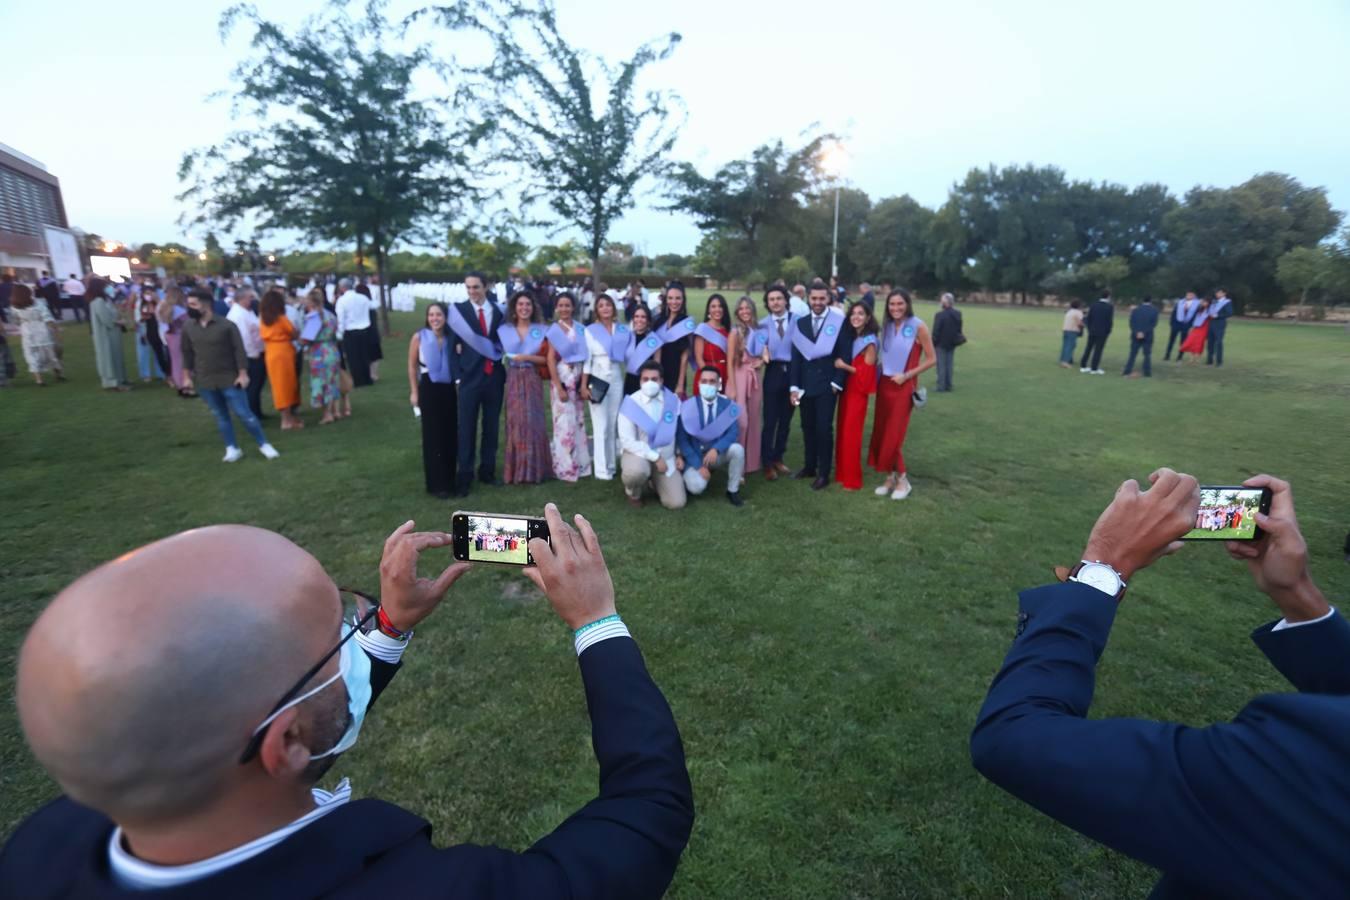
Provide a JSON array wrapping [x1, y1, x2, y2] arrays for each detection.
[[821, 142, 847, 280]]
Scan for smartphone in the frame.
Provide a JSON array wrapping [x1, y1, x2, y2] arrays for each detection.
[[451, 511, 549, 566], [1182, 486, 1272, 541]]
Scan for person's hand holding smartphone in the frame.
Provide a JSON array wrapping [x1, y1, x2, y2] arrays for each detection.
[[379, 520, 471, 631], [523, 503, 616, 631], [1225, 475, 1330, 624]]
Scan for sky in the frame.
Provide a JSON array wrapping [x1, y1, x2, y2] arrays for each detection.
[[5, 0, 1349, 256]]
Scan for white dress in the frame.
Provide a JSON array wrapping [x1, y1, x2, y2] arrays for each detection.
[[15, 302, 61, 374]]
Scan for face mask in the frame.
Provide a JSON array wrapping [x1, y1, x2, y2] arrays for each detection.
[[640, 380, 661, 398], [252, 628, 372, 761], [698, 383, 718, 401], [187, 307, 203, 320], [104, 286, 116, 298]]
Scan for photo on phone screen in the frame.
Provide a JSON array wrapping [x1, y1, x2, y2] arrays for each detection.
[[1182, 487, 1269, 541], [452, 512, 548, 566]]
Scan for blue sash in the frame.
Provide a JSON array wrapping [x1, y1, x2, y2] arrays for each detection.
[[1210, 297, 1232, 318], [760, 315, 795, 362], [300, 310, 322, 342], [745, 327, 769, 357], [586, 321, 630, 361], [680, 396, 740, 444], [694, 322, 728, 352], [851, 333, 877, 360], [657, 316, 696, 345], [497, 323, 546, 367], [620, 388, 680, 448], [626, 331, 663, 374], [880, 317, 925, 377], [1191, 306, 1211, 328], [419, 328, 453, 383], [448, 304, 501, 360], [791, 310, 845, 361], [546, 322, 588, 364]]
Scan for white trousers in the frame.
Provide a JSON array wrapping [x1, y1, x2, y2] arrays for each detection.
[[683, 443, 745, 494], [588, 382, 623, 479]]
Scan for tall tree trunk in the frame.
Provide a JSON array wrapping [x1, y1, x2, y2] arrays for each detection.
[[375, 245, 390, 335], [1299, 287, 1308, 322], [356, 234, 366, 276]]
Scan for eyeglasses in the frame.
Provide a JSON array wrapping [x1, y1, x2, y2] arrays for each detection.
[[238, 588, 378, 764]]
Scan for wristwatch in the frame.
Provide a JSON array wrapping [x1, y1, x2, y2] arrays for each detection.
[[1067, 560, 1128, 600]]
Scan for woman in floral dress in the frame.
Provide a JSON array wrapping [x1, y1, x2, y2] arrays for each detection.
[[300, 289, 342, 424], [546, 292, 592, 482]]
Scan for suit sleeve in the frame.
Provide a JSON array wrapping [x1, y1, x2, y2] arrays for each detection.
[[675, 421, 697, 462], [1252, 611, 1350, 694], [969, 582, 1345, 896], [831, 325, 850, 390], [788, 340, 803, 391]]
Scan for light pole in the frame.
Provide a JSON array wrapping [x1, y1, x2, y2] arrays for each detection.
[[822, 142, 847, 280], [831, 186, 841, 280]]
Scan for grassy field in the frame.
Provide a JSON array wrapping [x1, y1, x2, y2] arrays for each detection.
[[2, 295, 1348, 897]]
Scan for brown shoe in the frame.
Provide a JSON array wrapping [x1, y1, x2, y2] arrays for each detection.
[[626, 496, 644, 509], [764, 468, 778, 482]]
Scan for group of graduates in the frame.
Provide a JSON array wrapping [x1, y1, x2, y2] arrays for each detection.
[[1060, 287, 1235, 377], [1195, 504, 1248, 533], [409, 274, 939, 507]]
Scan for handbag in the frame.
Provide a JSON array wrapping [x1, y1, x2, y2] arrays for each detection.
[[586, 374, 609, 404]]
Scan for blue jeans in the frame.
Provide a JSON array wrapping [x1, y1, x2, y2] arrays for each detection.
[[1059, 331, 1079, 364], [200, 387, 268, 449], [136, 336, 163, 379]]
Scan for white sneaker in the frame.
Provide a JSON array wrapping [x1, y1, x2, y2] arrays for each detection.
[[1092, 369, 1106, 375], [1079, 367, 1090, 373], [875, 479, 895, 496], [890, 477, 912, 500], [259, 443, 280, 460], [223, 446, 244, 463]]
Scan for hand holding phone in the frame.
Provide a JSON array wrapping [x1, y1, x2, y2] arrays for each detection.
[[522, 503, 616, 631], [1224, 475, 1330, 624]]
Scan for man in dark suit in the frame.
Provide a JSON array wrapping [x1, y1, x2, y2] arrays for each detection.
[[1078, 289, 1114, 374], [1207, 287, 1234, 366], [451, 271, 506, 497], [931, 292, 963, 392], [1, 504, 694, 899], [788, 279, 850, 491], [1121, 295, 1159, 377], [1163, 290, 1198, 360], [972, 470, 1349, 897], [758, 285, 796, 481]]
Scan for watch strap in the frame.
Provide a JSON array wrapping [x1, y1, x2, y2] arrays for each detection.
[[1067, 560, 1128, 601]]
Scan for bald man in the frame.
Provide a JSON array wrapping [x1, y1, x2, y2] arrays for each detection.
[[1, 504, 693, 899]]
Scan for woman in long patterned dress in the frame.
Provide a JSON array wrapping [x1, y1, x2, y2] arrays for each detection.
[[547, 292, 592, 482], [11, 284, 64, 385], [835, 302, 879, 491], [500, 291, 551, 484], [727, 295, 766, 474], [300, 288, 342, 424], [158, 288, 189, 393]]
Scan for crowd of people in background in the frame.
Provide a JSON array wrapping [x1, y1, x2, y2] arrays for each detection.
[[1059, 287, 1236, 375]]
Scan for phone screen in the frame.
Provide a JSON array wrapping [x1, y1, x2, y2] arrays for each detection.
[[452, 512, 549, 565], [1182, 487, 1269, 541]]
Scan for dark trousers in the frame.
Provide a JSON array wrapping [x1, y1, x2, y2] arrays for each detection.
[[1164, 323, 1189, 359], [761, 383, 795, 466], [1207, 319, 1227, 366], [799, 391, 838, 480], [342, 328, 373, 386], [245, 356, 267, 418], [1123, 337, 1153, 376], [935, 346, 954, 391], [144, 322, 171, 376], [419, 375, 458, 495], [1080, 334, 1108, 370], [456, 375, 504, 491]]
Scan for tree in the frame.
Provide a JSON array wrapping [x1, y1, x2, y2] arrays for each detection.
[[444, 225, 528, 276], [779, 255, 812, 285], [1042, 256, 1131, 302], [854, 195, 937, 288], [797, 188, 872, 284], [179, 0, 481, 332], [1276, 246, 1335, 320], [448, 0, 682, 288]]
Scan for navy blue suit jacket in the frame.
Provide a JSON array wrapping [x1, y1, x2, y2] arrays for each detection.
[[972, 581, 1350, 898], [0, 637, 694, 900], [675, 396, 740, 463], [787, 314, 849, 398], [1084, 299, 1115, 337], [452, 300, 506, 392], [1128, 303, 1159, 337]]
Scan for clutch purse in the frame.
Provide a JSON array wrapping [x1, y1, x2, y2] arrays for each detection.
[[586, 374, 610, 404]]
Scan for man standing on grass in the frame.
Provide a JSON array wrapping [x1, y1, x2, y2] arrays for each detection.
[[1121, 296, 1159, 378], [1079, 289, 1114, 374], [1163, 291, 1198, 360], [1207, 287, 1234, 366], [448, 271, 506, 498], [759, 285, 797, 482], [789, 279, 850, 491], [227, 287, 268, 419], [181, 289, 279, 463]]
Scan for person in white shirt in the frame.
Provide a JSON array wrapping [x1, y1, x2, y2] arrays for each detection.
[[788, 284, 811, 318], [61, 274, 85, 322], [581, 295, 626, 480], [227, 287, 268, 419], [618, 361, 686, 510], [334, 278, 375, 387]]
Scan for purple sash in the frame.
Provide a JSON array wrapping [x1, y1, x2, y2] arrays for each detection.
[[790, 309, 845, 361], [497, 323, 546, 366], [546, 321, 588, 364], [880, 317, 924, 377], [448, 304, 501, 360], [851, 333, 877, 360], [760, 315, 795, 361], [586, 321, 630, 360], [657, 316, 696, 345], [620, 388, 680, 448], [694, 322, 728, 352], [1191, 306, 1211, 328], [626, 331, 663, 374], [300, 310, 322, 342], [680, 396, 740, 443], [419, 328, 453, 383], [1210, 297, 1232, 317], [745, 327, 769, 357]]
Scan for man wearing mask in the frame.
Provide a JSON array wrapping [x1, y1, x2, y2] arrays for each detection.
[[180, 289, 280, 462], [676, 366, 745, 506], [227, 287, 268, 419], [447, 271, 506, 498], [1, 504, 694, 898], [618, 361, 686, 509]]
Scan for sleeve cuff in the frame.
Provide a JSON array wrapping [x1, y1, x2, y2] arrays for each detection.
[[1273, 606, 1337, 632], [355, 629, 412, 664], [789, 386, 800, 394], [574, 617, 631, 656]]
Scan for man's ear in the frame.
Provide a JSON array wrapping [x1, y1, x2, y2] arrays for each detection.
[[257, 707, 312, 779]]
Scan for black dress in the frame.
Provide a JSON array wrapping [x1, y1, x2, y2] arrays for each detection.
[[653, 315, 690, 395], [419, 369, 458, 495]]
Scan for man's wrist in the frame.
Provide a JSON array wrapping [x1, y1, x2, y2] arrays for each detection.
[[1268, 575, 1330, 624], [1081, 544, 1135, 583]]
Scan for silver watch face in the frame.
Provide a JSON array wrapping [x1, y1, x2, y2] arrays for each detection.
[[1075, 563, 1119, 595]]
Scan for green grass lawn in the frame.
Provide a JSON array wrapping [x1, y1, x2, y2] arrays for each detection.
[[2, 297, 1348, 898]]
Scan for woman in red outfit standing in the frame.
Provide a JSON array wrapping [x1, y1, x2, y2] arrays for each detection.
[[693, 293, 731, 385], [834, 301, 879, 491], [868, 289, 936, 500]]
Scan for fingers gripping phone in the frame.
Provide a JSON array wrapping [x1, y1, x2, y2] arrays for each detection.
[[452, 511, 550, 566], [1182, 486, 1272, 541]]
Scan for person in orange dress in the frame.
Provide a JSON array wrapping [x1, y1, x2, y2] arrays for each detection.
[[835, 302, 879, 491], [693, 293, 731, 385], [868, 289, 936, 500], [258, 288, 302, 430]]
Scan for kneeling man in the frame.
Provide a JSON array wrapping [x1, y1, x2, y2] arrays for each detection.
[[677, 366, 745, 507], [619, 361, 686, 510]]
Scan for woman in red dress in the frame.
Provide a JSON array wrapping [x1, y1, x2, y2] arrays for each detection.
[[1178, 298, 1210, 361], [693, 293, 731, 385], [868, 289, 937, 500], [835, 302, 879, 491]]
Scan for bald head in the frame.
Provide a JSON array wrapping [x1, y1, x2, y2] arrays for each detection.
[[17, 526, 338, 825]]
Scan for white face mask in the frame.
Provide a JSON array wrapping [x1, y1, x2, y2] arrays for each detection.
[[640, 380, 662, 398], [698, 383, 718, 401]]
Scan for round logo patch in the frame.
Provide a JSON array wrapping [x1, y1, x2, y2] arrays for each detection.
[[646, 336, 660, 349], [728, 403, 740, 417], [682, 320, 695, 333], [616, 325, 628, 335], [825, 324, 838, 336], [529, 327, 542, 339], [662, 411, 675, 423], [902, 325, 916, 339]]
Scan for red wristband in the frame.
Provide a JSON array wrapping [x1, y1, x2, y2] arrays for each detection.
[[377, 607, 411, 640]]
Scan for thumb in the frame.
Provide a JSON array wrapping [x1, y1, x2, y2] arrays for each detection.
[[1255, 512, 1291, 536], [430, 562, 471, 596]]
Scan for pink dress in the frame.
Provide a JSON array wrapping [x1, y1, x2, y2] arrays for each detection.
[[731, 333, 764, 473]]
